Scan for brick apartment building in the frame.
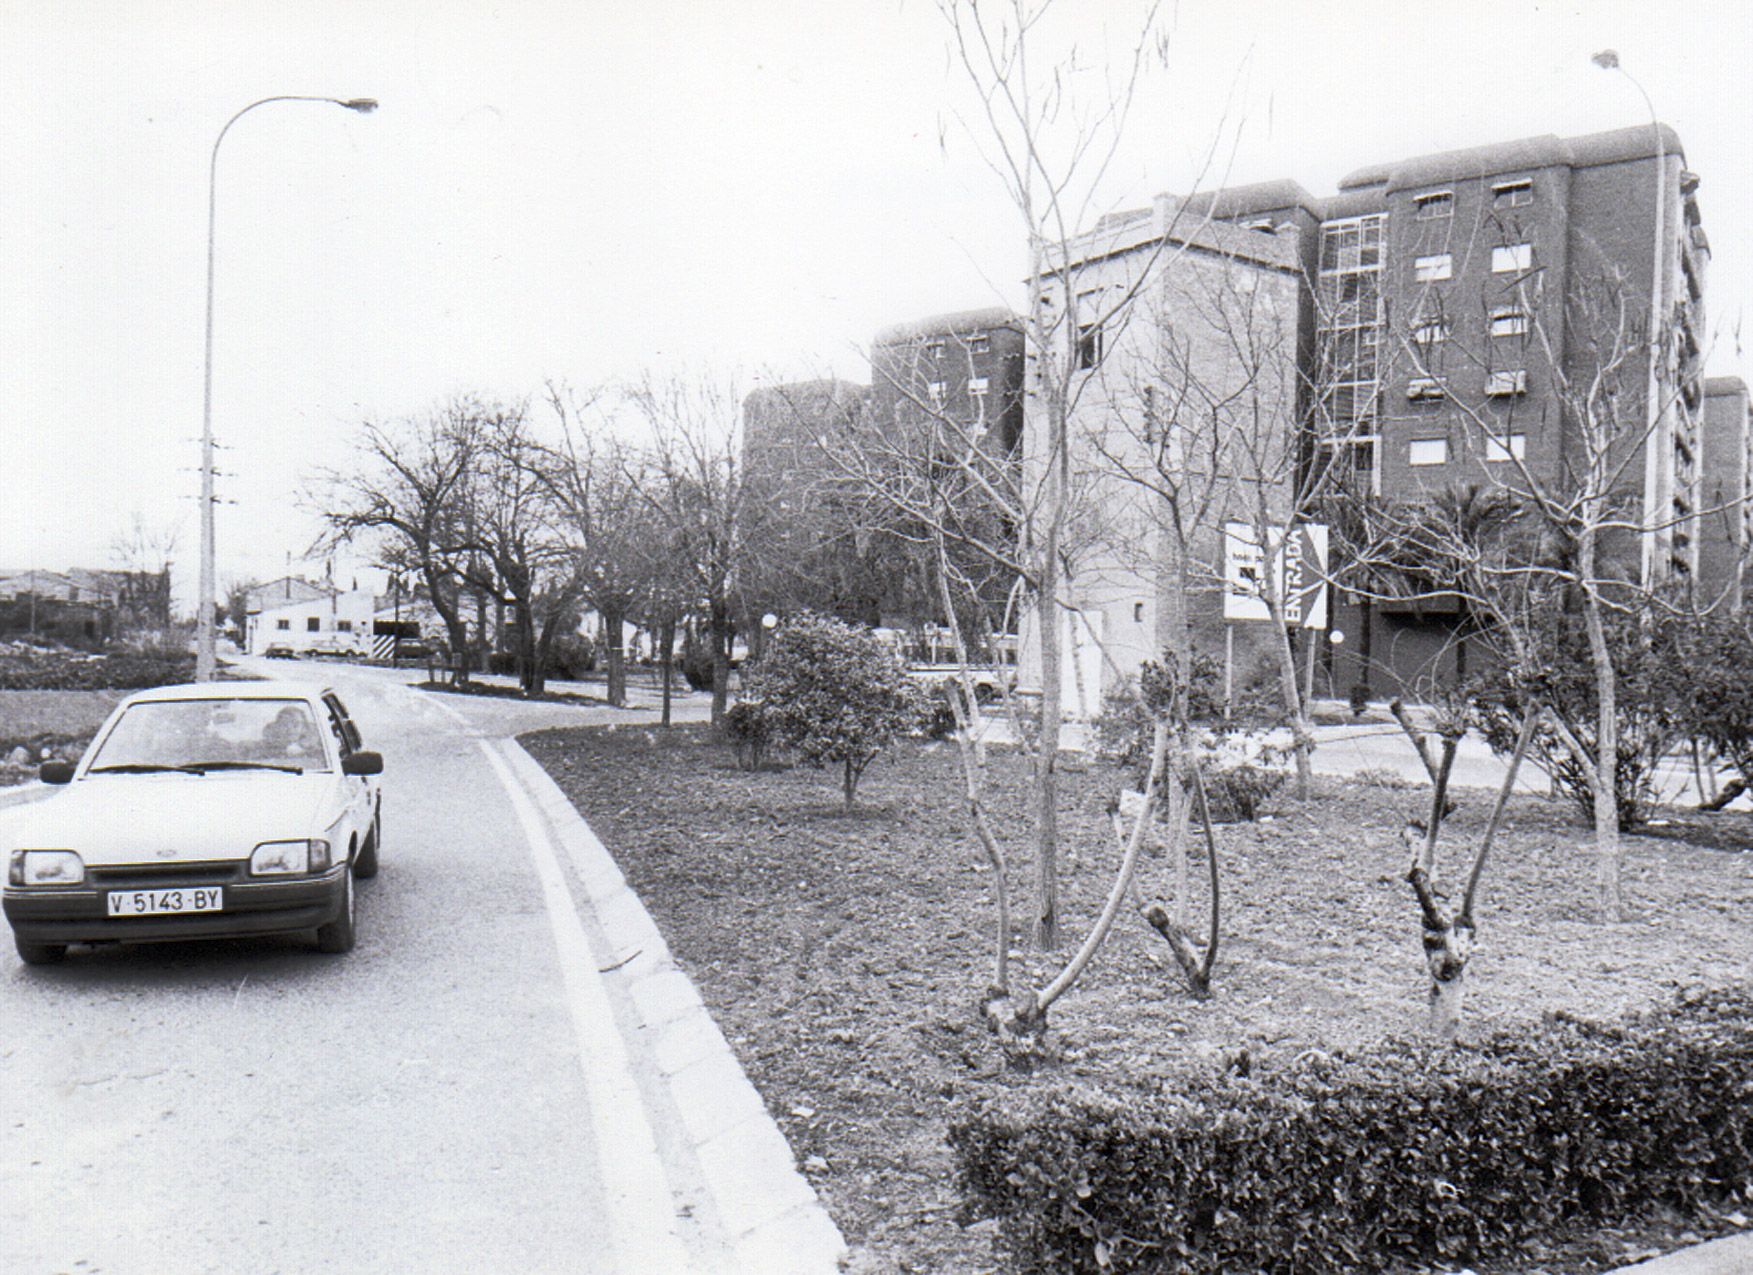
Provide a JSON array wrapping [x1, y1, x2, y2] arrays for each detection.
[[1185, 124, 1724, 692], [1701, 376, 1751, 611], [867, 307, 1026, 460]]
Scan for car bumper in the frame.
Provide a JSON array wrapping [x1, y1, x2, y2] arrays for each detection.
[[3, 865, 350, 945]]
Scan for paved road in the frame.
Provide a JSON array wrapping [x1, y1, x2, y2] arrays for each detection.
[[0, 660, 842, 1274]]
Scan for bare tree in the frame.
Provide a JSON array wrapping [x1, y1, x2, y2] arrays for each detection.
[[457, 402, 586, 697], [313, 399, 487, 680], [543, 385, 654, 708], [108, 512, 179, 632], [626, 372, 766, 726]]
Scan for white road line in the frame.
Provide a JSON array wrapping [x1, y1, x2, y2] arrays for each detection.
[[479, 737, 695, 1274]]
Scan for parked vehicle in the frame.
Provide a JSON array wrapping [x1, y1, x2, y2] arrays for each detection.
[[2, 682, 383, 965]]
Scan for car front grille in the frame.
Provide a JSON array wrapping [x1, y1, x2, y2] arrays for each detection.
[[87, 861, 245, 889]]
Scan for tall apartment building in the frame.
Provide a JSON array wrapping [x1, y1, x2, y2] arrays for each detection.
[[1190, 125, 1719, 690], [1700, 376, 1751, 611]]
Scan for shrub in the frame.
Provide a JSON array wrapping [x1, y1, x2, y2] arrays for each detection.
[[680, 639, 716, 692], [723, 699, 772, 770], [1651, 613, 1753, 804], [1469, 610, 1678, 830], [744, 612, 924, 806], [545, 632, 596, 679], [949, 988, 1753, 1274], [1201, 763, 1286, 823]]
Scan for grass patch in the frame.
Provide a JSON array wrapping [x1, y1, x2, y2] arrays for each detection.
[[521, 724, 1753, 1274]]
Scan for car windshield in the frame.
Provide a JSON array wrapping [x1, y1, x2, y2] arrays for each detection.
[[87, 699, 331, 773]]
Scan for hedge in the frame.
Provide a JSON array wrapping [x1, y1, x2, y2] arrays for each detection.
[[949, 988, 1753, 1273]]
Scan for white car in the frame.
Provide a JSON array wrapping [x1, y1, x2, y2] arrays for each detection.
[[2, 682, 383, 965]]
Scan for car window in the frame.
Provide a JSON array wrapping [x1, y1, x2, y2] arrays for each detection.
[[88, 699, 332, 771]]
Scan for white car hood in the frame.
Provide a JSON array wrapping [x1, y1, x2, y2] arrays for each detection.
[[3, 771, 345, 866]]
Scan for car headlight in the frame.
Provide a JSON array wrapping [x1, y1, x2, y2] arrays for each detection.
[[8, 849, 86, 887], [249, 839, 331, 876]]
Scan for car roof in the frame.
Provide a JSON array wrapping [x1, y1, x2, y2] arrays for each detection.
[[117, 681, 333, 707]]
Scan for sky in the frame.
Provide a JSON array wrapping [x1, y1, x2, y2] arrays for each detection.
[[3, 0, 1749, 609]]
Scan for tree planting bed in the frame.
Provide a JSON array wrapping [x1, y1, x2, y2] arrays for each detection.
[[522, 724, 1753, 1274]]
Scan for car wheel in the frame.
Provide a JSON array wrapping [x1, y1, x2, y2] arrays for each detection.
[[353, 803, 380, 880], [15, 936, 67, 966], [315, 868, 357, 954]]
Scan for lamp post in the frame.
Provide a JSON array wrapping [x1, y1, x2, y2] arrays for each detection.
[[1590, 50, 1667, 588], [197, 95, 378, 682]]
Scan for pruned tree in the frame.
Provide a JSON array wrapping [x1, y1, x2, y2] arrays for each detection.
[[1400, 701, 1543, 1036]]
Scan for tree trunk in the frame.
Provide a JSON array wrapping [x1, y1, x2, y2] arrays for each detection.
[[709, 606, 733, 726], [1583, 593, 1624, 920], [1034, 549, 1062, 951], [659, 619, 675, 728], [1277, 625, 1315, 799], [603, 604, 626, 708]]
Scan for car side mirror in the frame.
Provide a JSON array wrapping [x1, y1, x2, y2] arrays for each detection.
[[39, 761, 75, 785], [342, 751, 383, 776]]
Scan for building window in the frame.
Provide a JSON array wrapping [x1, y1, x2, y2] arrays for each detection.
[[1484, 432, 1527, 462], [1492, 243, 1534, 274], [1244, 217, 1276, 233], [968, 376, 989, 418], [1414, 191, 1453, 219], [1412, 320, 1450, 347], [1133, 602, 1145, 623], [1409, 437, 1450, 466], [306, 616, 321, 632], [1077, 323, 1103, 370], [337, 620, 353, 633], [276, 618, 290, 631], [927, 381, 945, 406], [1414, 254, 1452, 282], [1486, 368, 1528, 396], [1407, 376, 1446, 400], [1489, 308, 1530, 337], [1493, 179, 1533, 209], [967, 332, 990, 353], [924, 339, 946, 359]]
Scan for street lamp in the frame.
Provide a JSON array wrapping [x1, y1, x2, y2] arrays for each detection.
[[1590, 50, 1668, 588], [197, 95, 378, 682]]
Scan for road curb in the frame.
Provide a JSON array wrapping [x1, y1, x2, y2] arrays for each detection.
[[499, 740, 848, 1275]]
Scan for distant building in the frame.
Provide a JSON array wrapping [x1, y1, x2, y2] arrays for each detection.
[[869, 307, 1025, 459], [248, 586, 377, 656], [1700, 377, 1751, 611]]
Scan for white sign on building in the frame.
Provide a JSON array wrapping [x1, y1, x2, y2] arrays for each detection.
[[1222, 522, 1330, 630]]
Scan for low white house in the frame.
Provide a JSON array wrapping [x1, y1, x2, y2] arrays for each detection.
[[248, 588, 377, 656]]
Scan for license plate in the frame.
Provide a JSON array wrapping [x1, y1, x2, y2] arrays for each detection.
[[106, 887, 225, 917]]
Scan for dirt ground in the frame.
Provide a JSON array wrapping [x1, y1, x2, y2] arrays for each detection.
[[522, 724, 1753, 1274], [0, 689, 122, 785]]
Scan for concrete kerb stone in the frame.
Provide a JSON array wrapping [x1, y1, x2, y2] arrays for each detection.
[[497, 738, 847, 1274]]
